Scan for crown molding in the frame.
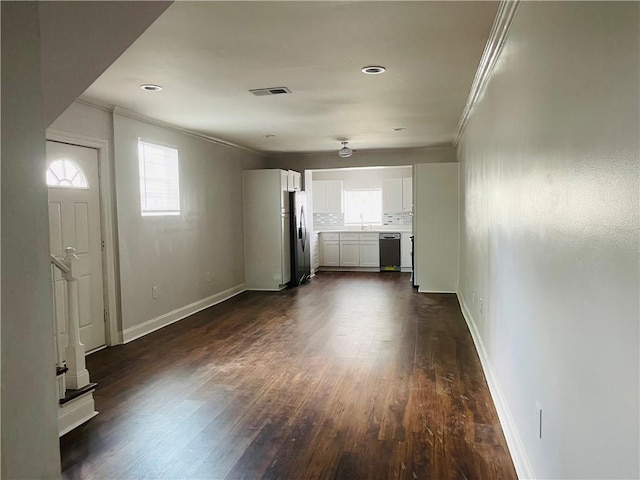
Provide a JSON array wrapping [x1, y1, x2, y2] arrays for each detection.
[[76, 97, 262, 156], [454, 0, 520, 147]]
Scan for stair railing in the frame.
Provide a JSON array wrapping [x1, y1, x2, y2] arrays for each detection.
[[50, 254, 68, 400], [50, 247, 90, 395]]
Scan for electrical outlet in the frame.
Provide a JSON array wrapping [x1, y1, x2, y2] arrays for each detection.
[[205, 271, 212, 283], [536, 401, 543, 439], [152, 286, 159, 299]]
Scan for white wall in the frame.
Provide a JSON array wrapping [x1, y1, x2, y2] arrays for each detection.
[[457, 3, 639, 479], [1, 3, 61, 477], [414, 163, 458, 292], [113, 112, 266, 341]]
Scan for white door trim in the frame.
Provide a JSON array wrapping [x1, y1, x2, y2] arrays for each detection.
[[46, 128, 121, 346]]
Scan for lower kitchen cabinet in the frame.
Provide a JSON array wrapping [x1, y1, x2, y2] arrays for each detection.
[[320, 233, 340, 266], [359, 233, 380, 267], [319, 231, 407, 269], [339, 233, 360, 266], [359, 242, 380, 267], [401, 232, 412, 270]]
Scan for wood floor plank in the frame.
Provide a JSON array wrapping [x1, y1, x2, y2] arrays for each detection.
[[60, 272, 517, 479]]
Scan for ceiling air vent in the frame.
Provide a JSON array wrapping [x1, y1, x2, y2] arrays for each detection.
[[249, 87, 292, 96]]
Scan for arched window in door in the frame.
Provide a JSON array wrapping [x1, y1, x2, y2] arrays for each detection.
[[46, 159, 88, 188]]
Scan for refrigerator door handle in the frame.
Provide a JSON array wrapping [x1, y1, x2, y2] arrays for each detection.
[[300, 205, 307, 249]]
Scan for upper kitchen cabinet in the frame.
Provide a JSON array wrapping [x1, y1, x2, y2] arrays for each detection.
[[312, 180, 343, 213], [287, 170, 301, 191], [383, 177, 412, 214], [402, 177, 413, 213]]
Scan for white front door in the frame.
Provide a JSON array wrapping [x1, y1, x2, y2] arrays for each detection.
[[47, 140, 106, 352]]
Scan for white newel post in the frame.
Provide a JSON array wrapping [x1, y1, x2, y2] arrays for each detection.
[[62, 247, 90, 390]]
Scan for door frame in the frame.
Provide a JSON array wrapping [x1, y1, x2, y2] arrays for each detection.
[[46, 128, 121, 347]]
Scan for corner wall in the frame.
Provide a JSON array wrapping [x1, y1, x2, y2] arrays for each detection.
[[113, 112, 266, 340], [1, 3, 61, 477], [457, 3, 639, 478]]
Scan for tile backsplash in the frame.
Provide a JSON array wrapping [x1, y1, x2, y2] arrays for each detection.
[[383, 212, 413, 226], [314, 213, 344, 226]]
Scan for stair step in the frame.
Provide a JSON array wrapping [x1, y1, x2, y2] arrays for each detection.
[[60, 383, 97, 406], [56, 365, 68, 376]]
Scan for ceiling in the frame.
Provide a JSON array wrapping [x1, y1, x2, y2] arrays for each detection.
[[82, 1, 499, 154]]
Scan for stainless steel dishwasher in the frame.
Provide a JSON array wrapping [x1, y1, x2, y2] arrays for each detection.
[[379, 233, 401, 272]]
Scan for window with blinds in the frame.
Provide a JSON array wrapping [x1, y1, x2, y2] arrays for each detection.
[[138, 140, 181, 216]]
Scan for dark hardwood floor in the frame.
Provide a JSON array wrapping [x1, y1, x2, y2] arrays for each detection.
[[60, 272, 517, 480]]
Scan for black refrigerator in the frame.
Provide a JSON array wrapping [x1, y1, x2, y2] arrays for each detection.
[[289, 191, 311, 286]]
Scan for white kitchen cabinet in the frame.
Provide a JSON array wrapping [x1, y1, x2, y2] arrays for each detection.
[[312, 181, 326, 212], [325, 180, 343, 213], [312, 180, 343, 213], [401, 233, 412, 270], [402, 177, 413, 212], [359, 233, 380, 267], [320, 233, 340, 267], [383, 177, 413, 214], [339, 233, 359, 266], [339, 243, 359, 266], [310, 232, 320, 272], [288, 170, 301, 191], [243, 169, 292, 290], [383, 178, 403, 213]]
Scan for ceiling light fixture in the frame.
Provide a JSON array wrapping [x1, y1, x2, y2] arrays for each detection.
[[338, 141, 353, 158], [361, 65, 386, 75], [140, 84, 163, 92]]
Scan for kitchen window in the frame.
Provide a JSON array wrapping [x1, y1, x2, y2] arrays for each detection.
[[138, 140, 181, 216], [344, 189, 382, 225]]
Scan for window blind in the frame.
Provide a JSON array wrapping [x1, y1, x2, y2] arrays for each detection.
[[138, 141, 181, 216]]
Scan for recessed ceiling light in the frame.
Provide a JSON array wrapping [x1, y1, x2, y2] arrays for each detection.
[[140, 84, 163, 92], [361, 66, 386, 75], [392, 127, 406, 132]]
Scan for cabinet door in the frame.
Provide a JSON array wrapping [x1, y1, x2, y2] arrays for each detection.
[[325, 180, 343, 213], [383, 178, 403, 213], [291, 171, 302, 191], [359, 241, 380, 267], [312, 181, 327, 213], [339, 241, 359, 266], [401, 233, 412, 268], [287, 170, 295, 192], [311, 233, 320, 270], [321, 241, 340, 266], [402, 177, 413, 212]]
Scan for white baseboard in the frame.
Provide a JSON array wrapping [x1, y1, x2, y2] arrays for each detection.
[[58, 392, 98, 437], [417, 288, 457, 293], [457, 293, 535, 480], [122, 283, 246, 343]]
